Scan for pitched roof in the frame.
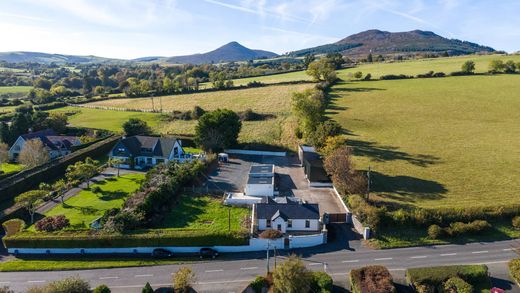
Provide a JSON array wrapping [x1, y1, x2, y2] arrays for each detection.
[[117, 135, 179, 157], [20, 129, 80, 151], [255, 199, 320, 220]]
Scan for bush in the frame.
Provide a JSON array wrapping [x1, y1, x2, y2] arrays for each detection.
[[350, 265, 395, 293], [407, 265, 489, 289], [348, 195, 381, 231], [249, 276, 268, 293], [35, 215, 70, 232], [191, 106, 206, 120], [2, 219, 26, 236], [92, 284, 111, 293], [446, 220, 490, 236], [0, 286, 14, 293], [173, 267, 195, 293], [239, 108, 262, 121], [363, 73, 372, 81], [427, 224, 443, 239], [311, 271, 333, 293], [443, 276, 473, 293], [509, 259, 520, 284], [512, 216, 520, 229], [380, 74, 413, 80], [91, 186, 102, 193], [45, 276, 90, 293], [259, 229, 283, 239], [142, 282, 153, 293]]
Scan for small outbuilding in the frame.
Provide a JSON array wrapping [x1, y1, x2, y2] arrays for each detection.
[[298, 145, 332, 187], [245, 164, 275, 197]]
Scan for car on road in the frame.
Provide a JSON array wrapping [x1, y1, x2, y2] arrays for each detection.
[[200, 248, 218, 259], [152, 248, 173, 258]]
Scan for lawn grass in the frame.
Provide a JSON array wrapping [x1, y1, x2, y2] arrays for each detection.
[[0, 163, 24, 174], [83, 83, 312, 114], [0, 86, 32, 95], [0, 257, 189, 272], [158, 195, 249, 233], [328, 74, 520, 210], [38, 173, 144, 229]]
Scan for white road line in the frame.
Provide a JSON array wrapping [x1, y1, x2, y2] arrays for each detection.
[[100, 277, 119, 280], [27, 280, 46, 283], [410, 256, 428, 259], [440, 253, 457, 256], [0, 282, 10, 285], [205, 269, 224, 273], [308, 263, 322, 266], [342, 260, 360, 263], [135, 274, 153, 278], [374, 257, 393, 261], [240, 267, 258, 270], [472, 251, 489, 254], [503, 248, 514, 251]]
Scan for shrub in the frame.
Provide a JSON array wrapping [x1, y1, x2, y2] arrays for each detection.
[[2, 219, 25, 236], [92, 284, 111, 293], [348, 195, 381, 231], [173, 267, 195, 293], [142, 282, 153, 293], [350, 265, 395, 293], [259, 229, 283, 239], [35, 215, 70, 232], [512, 216, 520, 229], [407, 265, 489, 289], [91, 186, 102, 193], [446, 220, 490, 236], [509, 259, 520, 284], [102, 210, 144, 233], [0, 286, 14, 293], [45, 276, 90, 293], [363, 73, 372, 81], [380, 74, 413, 80], [427, 224, 443, 239], [191, 106, 206, 120], [443, 276, 473, 293], [311, 271, 333, 293], [250, 276, 268, 293], [272, 255, 312, 293], [239, 108, 261, 121], [353, 71, 363, 79], [415, 283, 435, 293]]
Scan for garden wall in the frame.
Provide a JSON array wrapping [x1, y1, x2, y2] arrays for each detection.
[[332, 185, 368, 239]]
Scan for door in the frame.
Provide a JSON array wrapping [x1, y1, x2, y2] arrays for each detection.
[[277, 224, 282, 231]]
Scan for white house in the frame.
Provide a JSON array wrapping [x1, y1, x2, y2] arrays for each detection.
[[245, 164, 275, 197], [254, 197, 321, 233], [8, 129, 81, 161], [109, 135, 188, 170]]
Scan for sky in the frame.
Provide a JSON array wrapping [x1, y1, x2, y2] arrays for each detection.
[[0, 0, 519, 59]]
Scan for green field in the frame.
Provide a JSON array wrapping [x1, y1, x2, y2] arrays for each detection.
[[0, 86, 32, 95], [328, 74, 520, 209], [200, 70, 311, 88], [157, 195, 249, 232], [38, 173, 144, 229], [0, 163, 24, 174]]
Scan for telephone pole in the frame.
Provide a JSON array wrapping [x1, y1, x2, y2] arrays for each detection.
[[266, 240, 270, 274], [367, 166, 371, 201]]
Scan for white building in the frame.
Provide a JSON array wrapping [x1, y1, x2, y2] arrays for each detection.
[[8, 129, 81, 161], [245, 164, 275, 197], [254, 197, 321, 233]]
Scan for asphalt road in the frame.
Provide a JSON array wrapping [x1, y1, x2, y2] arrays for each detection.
[[1, 225, 520, 292]]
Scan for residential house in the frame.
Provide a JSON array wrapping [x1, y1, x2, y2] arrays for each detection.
[[253, 197, 321, 233], [8, 129, 81, 161], [109, 135, 186, 170], [298, 145, 332, 187]]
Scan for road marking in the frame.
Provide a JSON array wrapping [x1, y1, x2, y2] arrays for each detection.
[[240, 267, 258, 270], [503, 248, 514, 251], [135, 274, 153, 278], [28, 280, 46, 283], [440, 253, 457, 256], [205, 269, 224, 273], [308, 263, 322, 266], [0, 282, 10, 285], [342, 260, 360, 263], [100, 276, 119, 280], [410, 256, 428, 259], [472, 251, 489, 254], [374, 257, 393, 261]]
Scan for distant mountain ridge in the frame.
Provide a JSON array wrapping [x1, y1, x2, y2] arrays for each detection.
[[0, 51, 124, 64], [288, 29, 495, 58]]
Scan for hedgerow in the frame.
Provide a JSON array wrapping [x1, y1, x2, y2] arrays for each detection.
[[406, 265, 489, 290], [350, 265, 395, 293]]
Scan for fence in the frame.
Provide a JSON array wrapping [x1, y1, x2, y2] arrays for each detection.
[[331, 185, 370, 239]]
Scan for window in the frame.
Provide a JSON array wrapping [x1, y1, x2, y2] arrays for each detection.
[[266, 219, 271, 228], [305, 220, 310, 228], [287, 220, 292, 228]]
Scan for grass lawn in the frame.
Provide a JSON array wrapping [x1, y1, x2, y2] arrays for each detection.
[[0, 163, 24, 174], [0, 86, 32, 95], [328, 74, 520, 210], [83, 83, 312, 114], [157, 195, 249, 233], [38, 173, 144, 229], [0, 257, 189, 272]]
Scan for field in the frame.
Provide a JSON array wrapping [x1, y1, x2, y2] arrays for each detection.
[[0, 163, 24, 174], [36, 173, 144, 229], [83, 83, 312, 113], [0, 86, 32, 95], [157, 195, 249, 232], [200, 70, 311, 88], [328, 74, 520, 209]]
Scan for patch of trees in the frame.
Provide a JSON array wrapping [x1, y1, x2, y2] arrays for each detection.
[[488, 59, 519, 74], [194, 109, 241, 151], [122, 118, 151, 136], [350, 265, 396, 293], [427, 220, 491, 239]]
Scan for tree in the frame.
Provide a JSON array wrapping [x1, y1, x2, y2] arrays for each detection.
[[305, 120, 342, 148], [353, 71, 363, 79], [488, 59, 505, 73], [303, 54, 316, 68], [461, 60, 475, 74], [109, 157, 125, 177], [325, 52, 345, 69], [324, 146, 367, 195], [44, 112, 68, 133], [320, 135, 347, 157], [173, 267, 196, 293], [272, 255, 312, 293], [92, 284, 111, 293], [19, 139, 50, 168], [367, 53, 373, 63], [195, 109, 241, 151], [33, 77, 52, 90], [504, 60, 517, 73], [306, 59, 336, 83], [0, 143, 8, 172], [291, 89, 325, 138], [66, 157, 99, 188], [142, 282, 153, 293], [52, 179, 69, 203], [122, 118, 151, 136], [44, 276, 90, 293], [15, 190, 46, 223]]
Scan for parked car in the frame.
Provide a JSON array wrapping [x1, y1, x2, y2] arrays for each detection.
[[152, 248, 173, 258], [200, 248, 218, 259]]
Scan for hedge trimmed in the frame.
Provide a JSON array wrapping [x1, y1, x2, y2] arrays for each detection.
[[2, 229, 248, 248], [350, 265, 396, 293], [406, 265, 490, 289], [509, 259, 520, 285]]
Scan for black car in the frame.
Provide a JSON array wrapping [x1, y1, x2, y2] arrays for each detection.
[[199, 248, 218, 259], [152, 248, 173, 258]]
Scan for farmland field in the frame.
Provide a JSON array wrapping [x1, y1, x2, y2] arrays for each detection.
[[328, 74, 520, 209], [200, 70, 311, 88], [0, 86, 32, 95], [83, 83, 312, 113]]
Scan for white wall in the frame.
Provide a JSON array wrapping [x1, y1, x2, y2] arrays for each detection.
[[246, 183, 274, 197], [289, 233, 325, 248], [258, 218, 320, 232]]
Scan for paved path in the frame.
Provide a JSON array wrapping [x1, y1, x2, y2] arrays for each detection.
[[1, 225, 519, 292]]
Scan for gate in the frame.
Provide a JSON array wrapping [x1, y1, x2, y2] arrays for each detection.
[[327, 213, 347, 223]]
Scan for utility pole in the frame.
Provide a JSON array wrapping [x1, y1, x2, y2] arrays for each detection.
[[150, 93, 155, 112], [367, 166, 371, 201], [228, 207, 231, 232], [274, 246, 277, 269], [266, 240, 270, 274], [159, 95, 163, 113]]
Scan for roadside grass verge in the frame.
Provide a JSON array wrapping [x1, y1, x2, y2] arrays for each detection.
[[0, 163, 24, 174]]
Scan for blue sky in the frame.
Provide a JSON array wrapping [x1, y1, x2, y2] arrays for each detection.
[[0, 0, 518, 59]]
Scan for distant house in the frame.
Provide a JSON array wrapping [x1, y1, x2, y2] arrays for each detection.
[[253, 197, 321, 233], [8, 129, 81, 161], [109, 135, 187, 170], [298, 145, 332, 187], [245, 164, 275, 197]]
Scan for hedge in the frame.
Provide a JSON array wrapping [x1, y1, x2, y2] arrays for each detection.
[[509, 259, 520, 285], [2, 229, 248, 248], [311, 271, 333, 293], [406, 265, 490, 289], [350, 265, 396, 293]]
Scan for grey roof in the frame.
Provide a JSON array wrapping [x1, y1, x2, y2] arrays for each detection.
[[115, 136, 179, 157], [21, 129, 80, 151], [301, 146, 331, 183], [247, 175, 274, 185], [255, 199, 319, 220], [250, 164, 274, 175]]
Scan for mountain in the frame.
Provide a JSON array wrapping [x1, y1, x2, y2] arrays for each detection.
[[162, 42, 278, 64], [0, 51, 124, 64], [288, 29, 495, 58]]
